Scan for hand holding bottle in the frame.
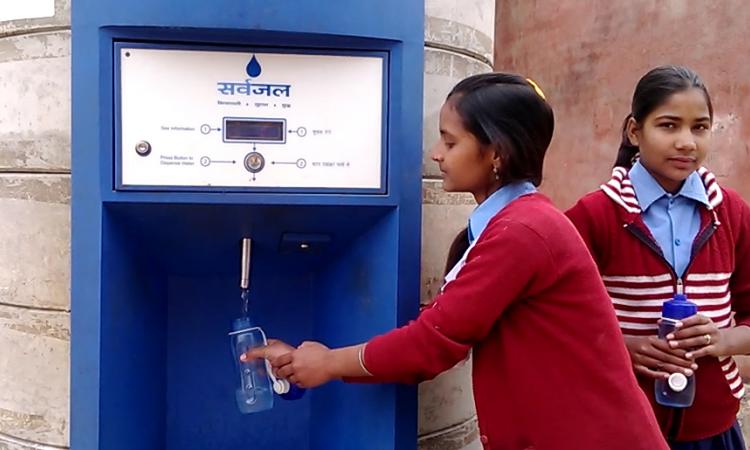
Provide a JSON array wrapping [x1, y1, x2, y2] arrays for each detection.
[[624, 334, 696, 379], [666, 314, 725, 358], [244, 339, 369, 389], [241, 339, 296, 369], [273, 341, 338, 389], [655, 293, 698, 407]]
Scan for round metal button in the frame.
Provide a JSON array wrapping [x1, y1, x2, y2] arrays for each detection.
[[135, 140, 151, 156], [244, 152, 265, 173]]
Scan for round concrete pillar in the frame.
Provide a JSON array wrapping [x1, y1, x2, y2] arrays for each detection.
[[420, 1, 495, 449], [0, 1, 71, 449]]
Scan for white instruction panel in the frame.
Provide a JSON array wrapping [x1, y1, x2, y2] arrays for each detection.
[[117, 45, 385, 191]]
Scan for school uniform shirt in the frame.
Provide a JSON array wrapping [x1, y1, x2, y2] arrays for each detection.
[[566, 166, 750, 442], [468, 181, 538, 244], [629, 160, 709, 277], [359, 191, 666, 450]]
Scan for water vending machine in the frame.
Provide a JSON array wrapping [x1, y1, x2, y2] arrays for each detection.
[[71, 1, 423, 449]]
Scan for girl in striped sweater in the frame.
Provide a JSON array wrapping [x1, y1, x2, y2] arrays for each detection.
[[567, 65, 750, 450]]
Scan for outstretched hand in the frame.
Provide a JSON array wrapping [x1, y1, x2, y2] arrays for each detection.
[[241, 339, 295, 368], [240, 339, 338, 388], [273, 341, 337, 389]]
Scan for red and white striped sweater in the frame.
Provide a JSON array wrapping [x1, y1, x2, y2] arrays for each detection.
[[566, 167, 750, 441]]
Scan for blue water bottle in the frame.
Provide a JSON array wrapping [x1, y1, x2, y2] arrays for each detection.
[[655, 293, 697, 407]]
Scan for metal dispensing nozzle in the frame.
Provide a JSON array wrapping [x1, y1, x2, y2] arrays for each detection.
[[241, 238, 252, 289]]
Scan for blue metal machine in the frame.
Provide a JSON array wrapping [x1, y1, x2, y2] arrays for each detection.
[[70, 1, 423, 448]]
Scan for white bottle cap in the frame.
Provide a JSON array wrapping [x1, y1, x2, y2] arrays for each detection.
[[273, 378, 290, 395], [668, 373, 688, 392]]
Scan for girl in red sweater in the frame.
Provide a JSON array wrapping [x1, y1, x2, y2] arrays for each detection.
[[245, 73, 667, 450], [566, 65, 750, 449]]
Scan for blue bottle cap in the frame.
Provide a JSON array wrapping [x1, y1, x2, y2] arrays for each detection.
[[662, 294, 697, 320], [280, 383, 306, 401], [272, 377, 306, 400]]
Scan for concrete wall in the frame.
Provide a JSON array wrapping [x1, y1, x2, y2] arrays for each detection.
[[494, 0, 750, 445], [0, 1, 72, 449], [419, 1, 495, 449]]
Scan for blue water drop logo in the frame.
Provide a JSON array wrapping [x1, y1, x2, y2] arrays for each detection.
[[246, 55, 262, 78]]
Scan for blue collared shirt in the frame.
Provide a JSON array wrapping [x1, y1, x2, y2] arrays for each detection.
[[468, 181, 537, 243], [629, 161, 709, 277]]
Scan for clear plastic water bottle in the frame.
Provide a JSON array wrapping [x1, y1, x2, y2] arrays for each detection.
[[232, 239, 305, 411], [230, 317, 275, 414], [655, 293, 697, 407]]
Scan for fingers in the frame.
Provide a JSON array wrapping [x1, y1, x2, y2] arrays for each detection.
[[240, 346, 266, 362], [629, 337, 697, 378], [271, 352, 293, 368], [636, 355, 693, 377], [637, 351, 695, 374], [685, 345, 717, 360], [666, 315, 720, 354], [673, 314, 710, 329], [277, 362, 295, 379], [633, 364, 670, 380], [647, 339, 695, 367], [240, 340, 328, 389], [668, 322, 714, 341], [669, 332, 714, 350], [240, 341, 294, 363]]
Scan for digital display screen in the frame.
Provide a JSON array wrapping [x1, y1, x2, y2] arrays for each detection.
[[225, 119, 285, 142]]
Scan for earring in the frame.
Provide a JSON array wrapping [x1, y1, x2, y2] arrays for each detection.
[[630, 152, 640, 165], [493, 166, 500, 181]]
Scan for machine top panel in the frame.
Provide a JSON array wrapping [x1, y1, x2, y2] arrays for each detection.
[[117, 44, 387, 193]]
